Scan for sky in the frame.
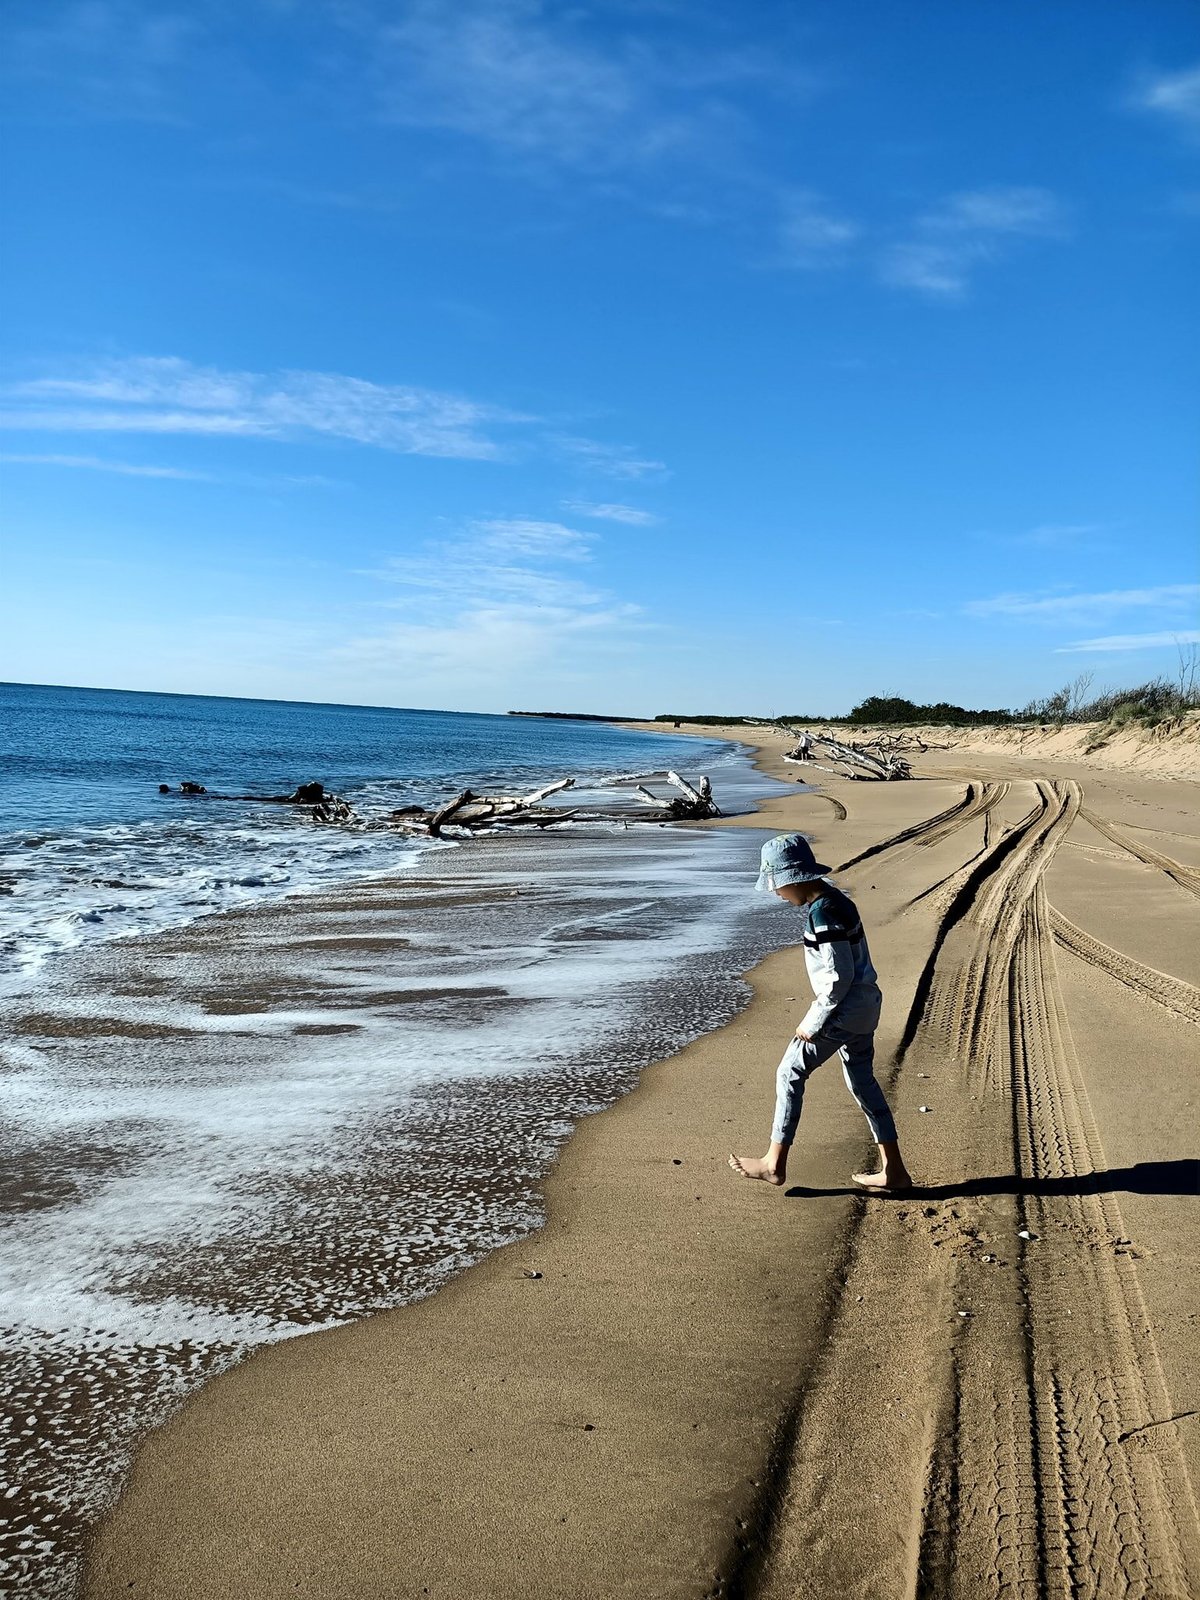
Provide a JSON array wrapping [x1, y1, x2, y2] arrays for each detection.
[[1, 0, 1197, 717]]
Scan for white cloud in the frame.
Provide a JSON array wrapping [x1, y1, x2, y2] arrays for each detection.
[[1, 356, 528, 459], [2, 358, 663, 477], [336, 600, 641, 683], [881, 243, 973, 298], [377, 557, 608, 611], [1130, 64, 1200, 131], [554, 435, 669, 480], [4, 1, 198, 121], [373, 1, 641, 165], [1056, 630, 1200, 653], [1, 406, 267, 438], [346, 511, 643, 686], [0, 451, 339, 490], [362, 1, 807, 177], [0, 451, 212, 480], [1009, 522, 1104, 548], [966, 583, 1199, 620], [562, 500, 660, 526], [473, 517, 593, 560], [778, 190, 860, 269], [882, 185, 1067, 299], [923, 188, 1064, 236]]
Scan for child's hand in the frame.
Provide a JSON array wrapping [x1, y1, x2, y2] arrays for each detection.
[[795, 1029, 812, 1042]]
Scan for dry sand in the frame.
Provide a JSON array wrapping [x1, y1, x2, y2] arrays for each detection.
[[84, 727, 1200, 1600]]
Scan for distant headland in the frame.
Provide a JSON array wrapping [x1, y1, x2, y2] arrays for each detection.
[[506, 711, 646, 723]]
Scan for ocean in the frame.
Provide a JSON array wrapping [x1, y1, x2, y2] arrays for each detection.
[[0, 684, 800, 1597], [1, 682, 748, 987]]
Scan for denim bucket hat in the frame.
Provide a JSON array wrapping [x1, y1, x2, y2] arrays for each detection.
[[755, 833, 832, 892]]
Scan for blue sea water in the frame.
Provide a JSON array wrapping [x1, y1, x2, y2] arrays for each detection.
[[0, 682, 733, 982]]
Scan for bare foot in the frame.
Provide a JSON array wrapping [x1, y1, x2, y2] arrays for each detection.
[[851, 1168, 913, 1193], [728, 1153, 786, 1185]]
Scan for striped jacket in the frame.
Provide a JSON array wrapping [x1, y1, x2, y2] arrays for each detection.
[[797, 883, 882, 1037]]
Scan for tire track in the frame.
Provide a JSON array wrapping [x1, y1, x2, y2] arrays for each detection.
[[903, 794, 1044, 923], [1049, 907, 1200, 1027], [896, 780, 1068, 1081], [736, 780, 1200, 1600], [838, 780, 1009, 871], [1081, 809, 1200, 900], [915, 822, 1198, 1597], [1008, 886, 1198, 1598], [815, 793, 848, 821]]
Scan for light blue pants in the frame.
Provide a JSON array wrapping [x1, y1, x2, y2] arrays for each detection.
[[771, 1022, 898, 1147]]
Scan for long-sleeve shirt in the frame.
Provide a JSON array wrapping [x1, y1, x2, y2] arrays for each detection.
[[796, 884, 882, 1037]]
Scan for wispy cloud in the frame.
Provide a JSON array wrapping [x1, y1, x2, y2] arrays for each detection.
[[924, 189, 1065, 234], [777, 189, 861, 269], [1056, 630, 1200, 653], [966, 583, 1199, 620], [562, 500, 660, 526], [0, 451, 212, 481], [0, 451, 339, 490], [362, 1, 810, 177], [1, 358, 664, 478], [554, 435, 669, 481], [374, 554, 605, 612], [1, 356, 529, 460], [473, 517, 593, 560], [4, 1, 199, 122], [347, 509, 642, 683], [336, 600, 641, 683], [372, 1, 645, 166], [881, 186, 1067, 299], [1129, 63, 1200, 133], [1008, 521, 1105, 549]]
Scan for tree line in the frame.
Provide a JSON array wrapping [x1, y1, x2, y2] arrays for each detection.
[[656, 646, 1200, 730]]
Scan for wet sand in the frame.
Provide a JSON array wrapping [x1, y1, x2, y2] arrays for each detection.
[[84, 727, 1200, 1599]]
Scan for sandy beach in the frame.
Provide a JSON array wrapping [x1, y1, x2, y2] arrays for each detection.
[[80, 723, 1200, 1599]]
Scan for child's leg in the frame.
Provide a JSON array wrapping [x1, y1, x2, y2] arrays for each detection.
[[838, 1032, 911, 1190], [837, 1032, 896, 1143], [730, 1033, 840, 1184], [773, 1034, 840, 1145]]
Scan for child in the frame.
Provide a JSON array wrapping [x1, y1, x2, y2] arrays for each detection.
[[729, 833, 911, 1192]]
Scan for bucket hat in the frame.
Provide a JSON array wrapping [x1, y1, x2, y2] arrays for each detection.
[[755, 833, 832, 893]]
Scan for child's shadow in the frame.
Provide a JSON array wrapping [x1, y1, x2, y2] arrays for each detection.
[[785, 1157, 1198, 1201]]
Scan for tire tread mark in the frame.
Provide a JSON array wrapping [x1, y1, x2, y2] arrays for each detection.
[[1011, 885, 1199, 1597], [1080, 809, 1200, 900], [1048, 908, 1200, 1027], [910, 783, 1198, 1598], [838, 781, 1009, 872]]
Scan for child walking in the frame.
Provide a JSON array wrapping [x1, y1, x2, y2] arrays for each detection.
[[729, 833, 911, 1192]]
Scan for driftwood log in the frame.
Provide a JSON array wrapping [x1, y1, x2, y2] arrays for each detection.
[[778, 728, 916, 781], [160, 772, 721, 835], [386, 771, 722, 836], [159, 779, 355, 822]]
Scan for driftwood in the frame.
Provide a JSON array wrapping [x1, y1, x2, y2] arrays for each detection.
[[634, 784, 674, 811], [385, 770, 721, 835], [160, 778, 355, 822], [158, 771, 721, 836], [780, 729, 913, 781]]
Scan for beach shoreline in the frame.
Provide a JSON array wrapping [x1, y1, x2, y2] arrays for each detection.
[[3, 729, 792, 1599], [75, 726, 1200, 1597]]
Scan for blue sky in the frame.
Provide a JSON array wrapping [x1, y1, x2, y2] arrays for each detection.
[[1, 0, 1197, 716]]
